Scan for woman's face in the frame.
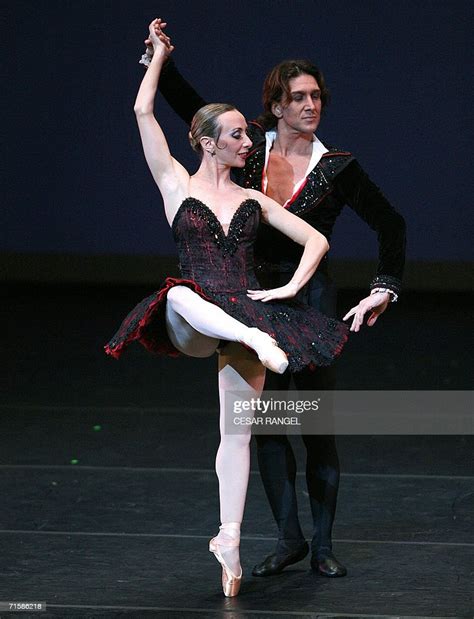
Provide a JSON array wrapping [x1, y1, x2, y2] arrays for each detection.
[[212, 110, 252, 167]]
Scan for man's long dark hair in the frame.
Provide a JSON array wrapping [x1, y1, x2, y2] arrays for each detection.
[[257, 59, 330, 129]]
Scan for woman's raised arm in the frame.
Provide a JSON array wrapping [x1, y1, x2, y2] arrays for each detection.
[[142, 18, 208, 126], [134, 19, 189, 220]]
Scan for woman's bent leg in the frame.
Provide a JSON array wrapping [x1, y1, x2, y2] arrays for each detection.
[[165, 288, 219, 357], [165, 286, 288, 372]]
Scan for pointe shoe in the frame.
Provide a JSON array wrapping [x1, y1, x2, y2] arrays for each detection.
[[244, 328, 289, 374], [209, 525, 242, 597]]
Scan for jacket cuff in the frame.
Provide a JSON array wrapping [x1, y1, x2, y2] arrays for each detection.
[[370, 275, 402, 299]]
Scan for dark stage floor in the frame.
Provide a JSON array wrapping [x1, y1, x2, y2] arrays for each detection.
[[1, 284, 473, 618]]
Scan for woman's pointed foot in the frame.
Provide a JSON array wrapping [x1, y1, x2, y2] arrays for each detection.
[[209, 523, 242, 597], [243, 328, 288, 374]]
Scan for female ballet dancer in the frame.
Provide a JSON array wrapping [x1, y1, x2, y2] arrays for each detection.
[[105, 19, 348, 597]]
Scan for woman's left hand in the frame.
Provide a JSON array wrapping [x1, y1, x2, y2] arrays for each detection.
[[343, 292, 390, 332], [247, 282, 299, 302]]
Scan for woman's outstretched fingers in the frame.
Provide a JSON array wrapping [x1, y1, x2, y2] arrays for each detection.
[[247, 282, 298, 303], [247, 290, 272, 303]]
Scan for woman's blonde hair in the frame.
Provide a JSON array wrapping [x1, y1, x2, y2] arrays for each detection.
[[189, 103, 237, 155]]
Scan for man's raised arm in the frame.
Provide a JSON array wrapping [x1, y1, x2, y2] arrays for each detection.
[[159, 59, 207, 126], [141, 20, 208, 126]]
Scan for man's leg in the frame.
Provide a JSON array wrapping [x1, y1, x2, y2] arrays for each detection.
[[252, 370, 309, 576], [296, 272, 346, 576], [295, 366, 346, 577]]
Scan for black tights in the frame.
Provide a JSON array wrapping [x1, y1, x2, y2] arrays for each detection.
[[255, 365, 339, 558]]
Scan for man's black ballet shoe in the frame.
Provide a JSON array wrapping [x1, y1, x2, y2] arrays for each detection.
[[311, 553, 347, 577], [252, 542, 309, 577]]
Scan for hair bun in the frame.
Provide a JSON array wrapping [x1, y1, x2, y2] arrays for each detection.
[[188, 131, 197, 149]]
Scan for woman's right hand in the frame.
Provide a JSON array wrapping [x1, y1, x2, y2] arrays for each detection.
[[144, 18, 174, 58]]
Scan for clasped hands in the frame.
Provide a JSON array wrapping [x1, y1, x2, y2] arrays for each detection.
[[144, 18, 174, 57]]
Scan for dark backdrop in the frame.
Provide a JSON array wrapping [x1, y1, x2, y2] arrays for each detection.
[[3, 0, 473, 265]]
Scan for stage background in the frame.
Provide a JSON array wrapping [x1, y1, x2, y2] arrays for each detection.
[[3, 0, 473, 289]]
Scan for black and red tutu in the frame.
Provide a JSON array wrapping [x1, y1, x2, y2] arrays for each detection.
[[105, 198, 348, 372]]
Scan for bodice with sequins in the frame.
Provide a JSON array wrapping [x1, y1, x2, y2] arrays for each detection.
[[171, 197, 262, 294], [105, 194, 349, 370]]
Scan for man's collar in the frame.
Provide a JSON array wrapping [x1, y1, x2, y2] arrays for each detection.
[[264, 130, 329, 179]]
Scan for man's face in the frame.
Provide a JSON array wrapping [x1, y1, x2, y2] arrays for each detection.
[[274, 74, 322, 135]]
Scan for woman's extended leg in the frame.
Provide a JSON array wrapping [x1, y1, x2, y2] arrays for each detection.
[[165, 286, 288, 372], [209, 343, 266, 595]]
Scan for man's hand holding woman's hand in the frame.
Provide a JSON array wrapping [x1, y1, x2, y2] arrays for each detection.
[[143, 17, 174, 59]]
